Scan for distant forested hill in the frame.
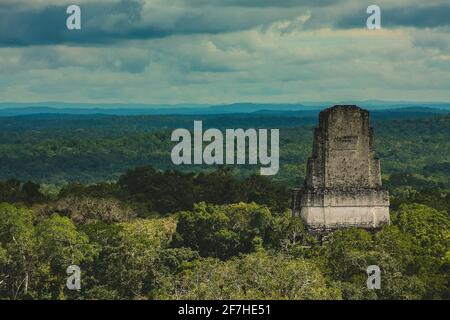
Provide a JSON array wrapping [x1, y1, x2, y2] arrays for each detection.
[[0, 109, 448, 187]]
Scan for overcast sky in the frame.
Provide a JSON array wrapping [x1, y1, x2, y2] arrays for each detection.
[[0, 0, 449, 104]]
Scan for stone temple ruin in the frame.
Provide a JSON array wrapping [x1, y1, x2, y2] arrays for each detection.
[[292, 105, 390, 233]]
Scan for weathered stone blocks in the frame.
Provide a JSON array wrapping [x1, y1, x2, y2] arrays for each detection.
[[292, 105, 390, 233]]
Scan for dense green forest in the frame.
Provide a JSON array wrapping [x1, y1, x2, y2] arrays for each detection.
[[0, 109, 448, 300], [0, 110, 449, 187], [0, 167, 448, 300]]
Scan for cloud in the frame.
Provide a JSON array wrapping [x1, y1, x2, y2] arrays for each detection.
[[2, 25, 450, 103], [2, 1, 449, 47], [0, 1, 155, 46], [0, 0, 449, 103], [16, 46, 152, 73], [412, 30, 450, 52], [178, 0, 340, 8], [0, 0, 314, 47]]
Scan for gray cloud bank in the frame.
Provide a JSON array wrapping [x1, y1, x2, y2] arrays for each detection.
[[1, 0, 449, 47], [0, 0, 311, 46]]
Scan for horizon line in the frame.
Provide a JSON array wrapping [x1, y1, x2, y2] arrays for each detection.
[[1, 100, 450, 109]]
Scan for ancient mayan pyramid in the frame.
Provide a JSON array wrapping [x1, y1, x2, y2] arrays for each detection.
[[292, 105, 390, 233]]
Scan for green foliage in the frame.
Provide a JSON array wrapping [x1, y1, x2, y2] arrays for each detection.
[[0, 113, 448, 188], [173, 202, 302, 259], [394, 204, 449, 257], [0, 179, 46, 205], [38, 196, 134, 224], [0, 204, 96, 299], [118, 167, 196, 215], [117, 166, 289, 216], [155, 251, 341, 300], [85, 218, 176, 299], [0, 203, 36, 299], [33, 215, 96, 299], [0, 198, 448, 300], [387, 173, 450, 213], [322, 207, 450, 300]]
